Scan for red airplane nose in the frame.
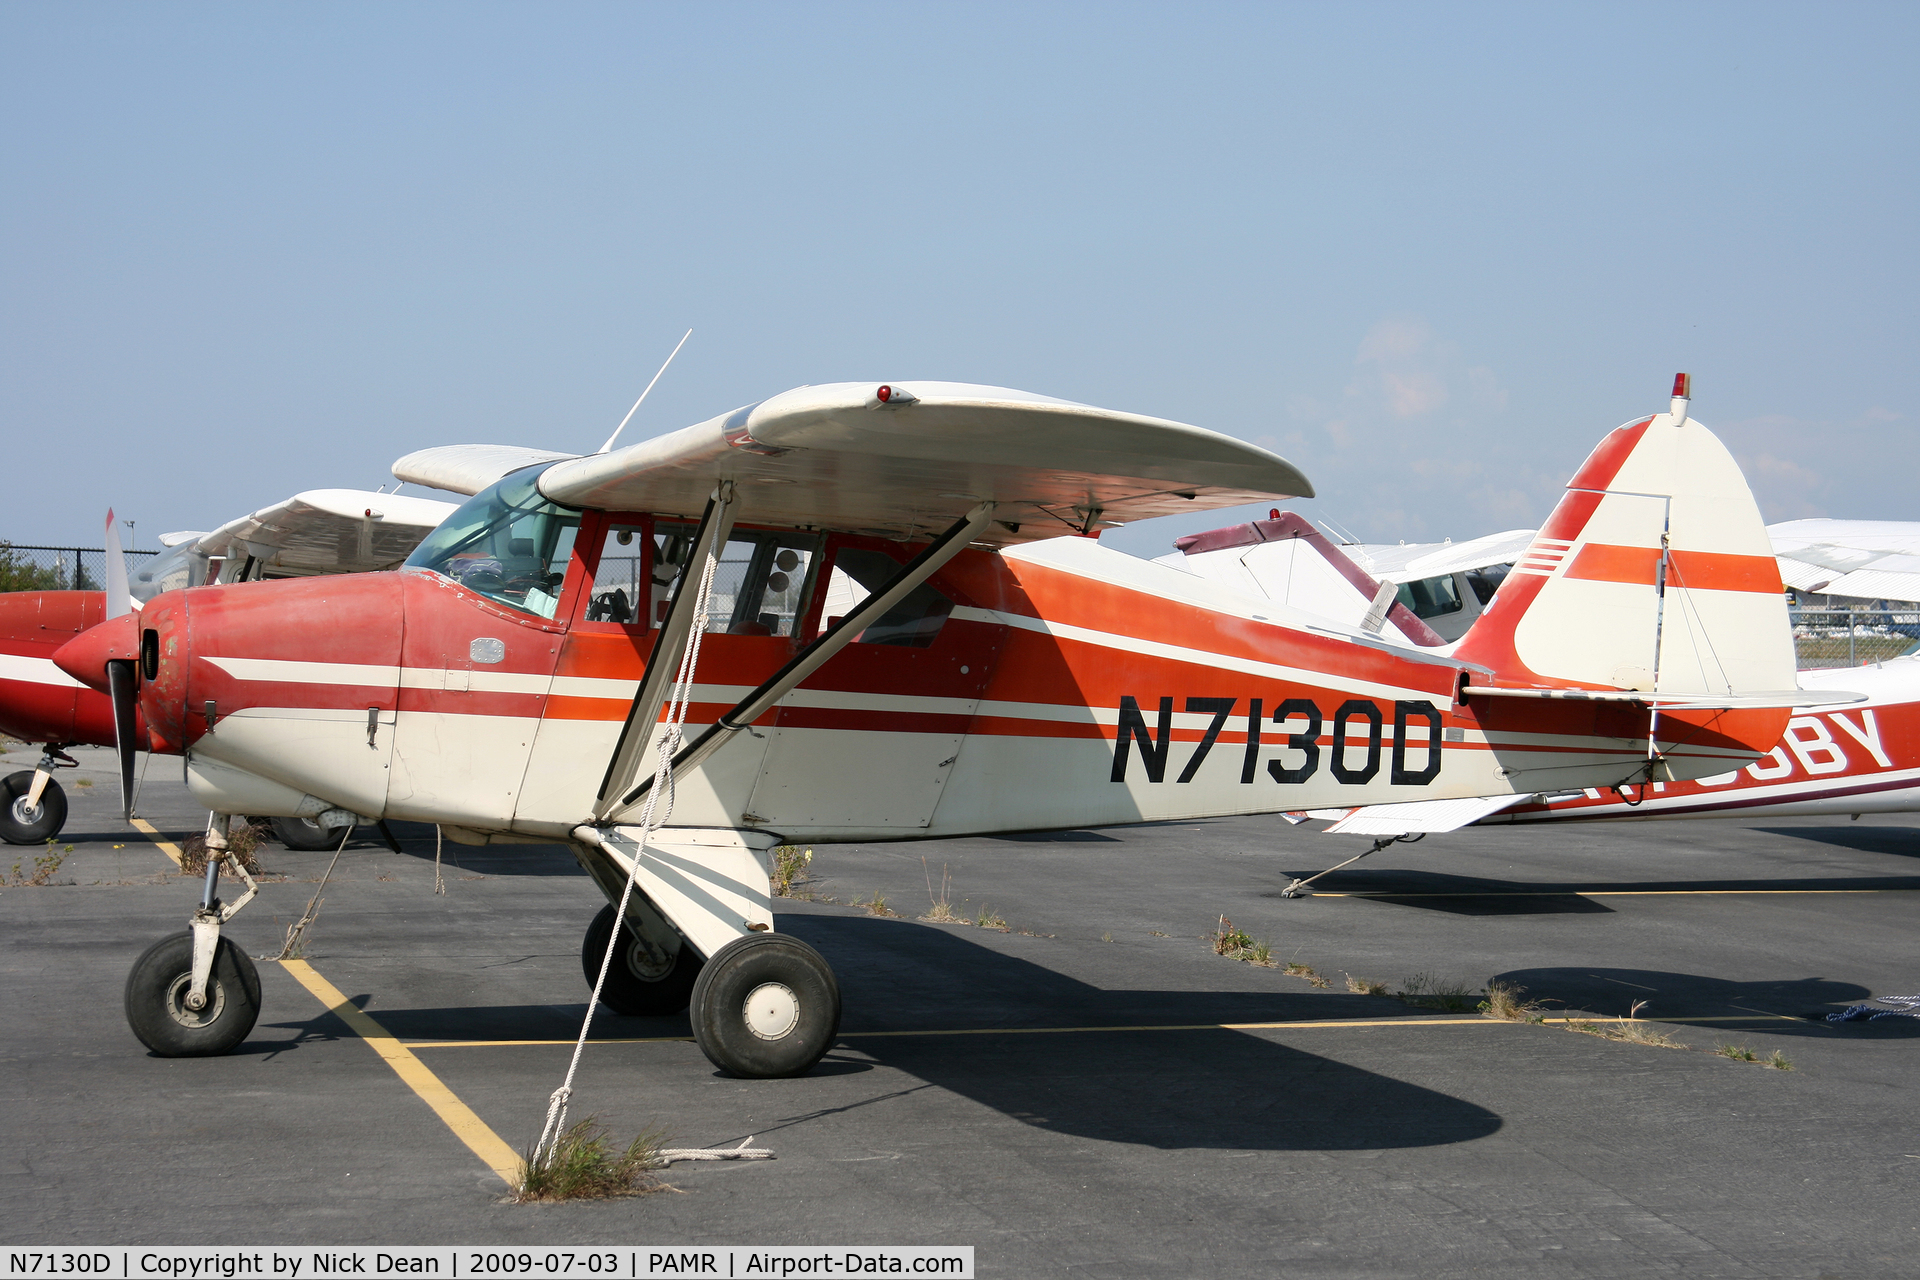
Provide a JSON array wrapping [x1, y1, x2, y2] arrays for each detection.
[[52, 610, 141, 692]]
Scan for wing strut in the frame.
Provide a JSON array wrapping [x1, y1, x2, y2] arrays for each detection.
[[604, 500, 996, 823], [592, 482, 738, 820]]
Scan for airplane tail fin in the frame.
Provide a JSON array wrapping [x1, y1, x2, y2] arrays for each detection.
[[1455, 378, 1795, 699]]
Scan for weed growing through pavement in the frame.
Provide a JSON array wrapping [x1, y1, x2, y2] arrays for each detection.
[[74, 777, 94, 788], [851, 891, 896, 918], [920, 859, 963, 923], [1206, 916, 1279, 968], [1716, 1044, 1758, 1062], [1766, 1050, 1794, 1071], [1397, 972, 1484, 1013], [1101, 931, 1113, 943], [769, 845, 813, 898], [1346, 974, 1390, 997], [1478, 980, 1546, 1022], [6, 842, 71, 886], [972, 904, 1009, 931], [514, 1118, 668, 1202], [180, 819, 269, 877]]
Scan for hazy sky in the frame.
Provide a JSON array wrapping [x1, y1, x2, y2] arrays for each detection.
[[3, 3, 1914, 557]]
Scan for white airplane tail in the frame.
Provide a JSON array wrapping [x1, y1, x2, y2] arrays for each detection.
[[1455, 377, 1796, 698]]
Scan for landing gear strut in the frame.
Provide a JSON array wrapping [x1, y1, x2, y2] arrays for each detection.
[[581, 903, 703, 1016], [1, 747, 76, 845], [125, 814, 263, 1056]]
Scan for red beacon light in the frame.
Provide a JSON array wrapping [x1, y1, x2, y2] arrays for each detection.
[[1669, 372, 1692, 428], [874, 384, 919, 407]]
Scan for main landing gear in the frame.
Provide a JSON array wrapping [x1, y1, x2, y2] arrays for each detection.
[[688, 933, 841, 1079], [124, 814, 262, 1056], [582, 904, 703, 1016], [1, 747, 77, 845]]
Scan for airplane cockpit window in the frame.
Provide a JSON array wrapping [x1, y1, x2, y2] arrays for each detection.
[[1465, 563, 1511, 605], [823, 548, 954, 648], [585, 524, 647, 624], [652, 523, 822, 636], [1395, 573, 1464, 620], [130, 541, 210, 603], [404, 466, 581, 620]]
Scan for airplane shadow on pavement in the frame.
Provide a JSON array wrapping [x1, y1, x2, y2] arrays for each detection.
[[266, 914, 1504, 1153], [1490, 966, 1919, 1039]]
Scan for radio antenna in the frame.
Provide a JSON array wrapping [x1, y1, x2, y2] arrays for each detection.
[[598, 328, 692, 454]]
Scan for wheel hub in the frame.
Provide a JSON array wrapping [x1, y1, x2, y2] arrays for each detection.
[[164, 972, 225, 1028], [624, 934, 675, 982], [743, 982, 799, 1041], [11, 797, 42, 825]]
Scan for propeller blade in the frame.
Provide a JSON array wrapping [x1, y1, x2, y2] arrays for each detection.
[[106, 658, 138, 820], [103, 509, 134, 618]]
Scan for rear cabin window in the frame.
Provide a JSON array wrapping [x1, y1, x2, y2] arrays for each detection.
[[652, 523, 822, 636], [823, 548, 954, 648]]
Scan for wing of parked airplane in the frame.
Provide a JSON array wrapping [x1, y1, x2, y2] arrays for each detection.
[[396, 382, 1313, 547], [1768, 519, 1920, 603], [193, 489, 461, 577]]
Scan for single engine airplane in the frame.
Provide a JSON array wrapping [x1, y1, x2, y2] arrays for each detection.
[[55, 374, 1846, 1077]]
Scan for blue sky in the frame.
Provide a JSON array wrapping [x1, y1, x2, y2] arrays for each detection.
[[3, 3, 1914, 556]]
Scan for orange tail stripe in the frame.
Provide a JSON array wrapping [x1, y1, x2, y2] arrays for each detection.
[[1564, 545, 1782, 593]]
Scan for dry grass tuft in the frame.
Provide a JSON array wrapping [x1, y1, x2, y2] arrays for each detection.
[[514, 1118, 668, 1202], [851, 891, 896, 918], [180, 819, 269, 877], [1397, 972, 1484, 1013], [1564, 1002, 1687, 1049], [1479, 980, 1546, 1022], [1715, 1043, 1758, 1062], [1346, 974, 1389, 997], [1209, 916, 1253, 956], [973, 905, 1009, 932], [1765, 1049, 1794, 1071], [74, 777, 94, 789], [919, 859, 963, 922]]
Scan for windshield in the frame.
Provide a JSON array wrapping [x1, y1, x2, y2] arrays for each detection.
[[404, 467, 581, 619]]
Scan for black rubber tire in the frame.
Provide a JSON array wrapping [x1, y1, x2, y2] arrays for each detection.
[[688, 932, 840, 1078], [124, 930, 262, 1057], [581, 904, 702, 1016], [268, 814, 350, 851], [1, 772, 67, 845]]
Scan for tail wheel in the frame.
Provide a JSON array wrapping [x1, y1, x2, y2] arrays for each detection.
[[582, 904, 702, 1016], [1, 771, 66, 845], [268, 815, 350, 851], [689, 933, 840, 1078], [124, 931, 261, 1057]]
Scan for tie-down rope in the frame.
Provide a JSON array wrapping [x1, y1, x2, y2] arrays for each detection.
[[528, 531, 726, 1173], [1826, 994, 1920, 1022]]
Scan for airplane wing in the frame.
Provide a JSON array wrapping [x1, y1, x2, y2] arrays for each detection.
[[1318, 793, 1538, 836], [390, 444, 582, 497], [194, 489, 460, 575], [1768, 518, 1920, 602], [513, 381, 1311, 547]]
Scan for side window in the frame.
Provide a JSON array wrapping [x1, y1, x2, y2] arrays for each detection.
[[653, 523, 822, 636], [584, 523, 648, 625], [1396, 573, 1463, 620], [826, 548, 954, 648], [1465, 563, 1511, 605]]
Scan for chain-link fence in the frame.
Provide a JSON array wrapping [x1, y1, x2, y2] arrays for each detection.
[[1790, 608, 1920, 669], [0, 544, 158, 593]]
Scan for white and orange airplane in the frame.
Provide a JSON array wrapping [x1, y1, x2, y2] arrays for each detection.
[[54, 375, 1850, 1077]]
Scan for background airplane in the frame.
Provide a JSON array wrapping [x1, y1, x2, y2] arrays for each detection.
[[0, 488, 456, 846]]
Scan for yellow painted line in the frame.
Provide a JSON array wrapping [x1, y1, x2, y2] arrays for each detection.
[[1317, 888, 1901, 898], [402, 1011, 1825, 1050], [280, 959, 522, 1187], [404, 1015, 1512, 1048], [128, 817, 183, 867]]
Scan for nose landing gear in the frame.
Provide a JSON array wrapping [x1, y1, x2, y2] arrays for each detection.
[[1, 747, 77, 845], [124, 814, 263, 1056]]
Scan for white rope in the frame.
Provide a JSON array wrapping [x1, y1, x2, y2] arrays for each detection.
[[1828, 993, 1920, 1022], [655, 1137, 774, 1164], [433, 824, 445, 896], [269, 824, 352, 961], [528, 529, 726, 1173]]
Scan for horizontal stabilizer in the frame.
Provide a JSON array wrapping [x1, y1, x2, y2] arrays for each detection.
[[533, 381, 1314, 546], [1467, 685, 1865, 709], [1323, 793, 1533, 836]]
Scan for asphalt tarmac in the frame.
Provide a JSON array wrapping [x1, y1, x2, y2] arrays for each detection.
[[2, 741, 1917, 1277]]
